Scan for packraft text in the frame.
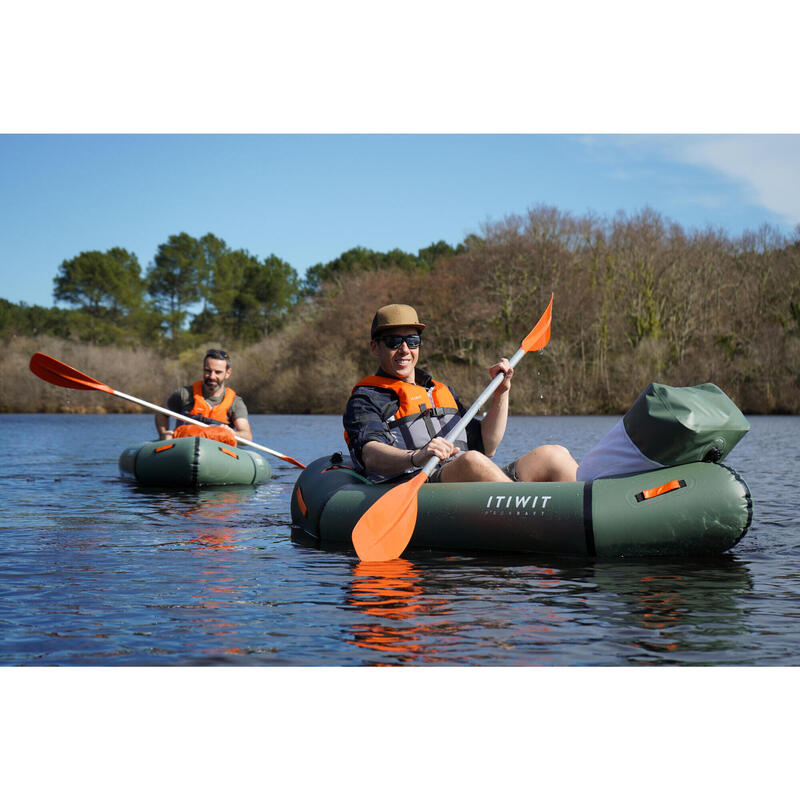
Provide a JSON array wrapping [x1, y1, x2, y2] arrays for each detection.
[[485, 494, 551, 511]]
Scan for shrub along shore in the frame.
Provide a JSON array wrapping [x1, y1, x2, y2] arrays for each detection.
[[5, 207, 800, 416]]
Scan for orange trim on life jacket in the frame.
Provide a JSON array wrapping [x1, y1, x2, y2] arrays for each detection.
[[353, 375, 458, 418], [190, 380, 236, 424]]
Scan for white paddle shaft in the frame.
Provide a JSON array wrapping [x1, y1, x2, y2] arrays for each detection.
[[112, 388, 298, 463], [420, 345, 527, 476]]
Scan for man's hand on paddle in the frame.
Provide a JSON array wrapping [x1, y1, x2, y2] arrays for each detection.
[[419, 437, 461, 463], [490, 358, 514, 396]]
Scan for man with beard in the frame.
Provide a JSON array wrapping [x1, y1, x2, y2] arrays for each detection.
[[154, 349, 253, 441]]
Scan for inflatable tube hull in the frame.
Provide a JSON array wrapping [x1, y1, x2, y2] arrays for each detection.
[[119, 437, 271, 488], [291, 455, 752, 558]]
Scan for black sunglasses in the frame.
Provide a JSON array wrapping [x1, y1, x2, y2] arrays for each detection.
[[379, 334, 422, 349]]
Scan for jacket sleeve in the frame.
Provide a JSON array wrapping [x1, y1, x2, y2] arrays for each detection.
[[166, 388, 188, 414], [342, 388, 398, 464]]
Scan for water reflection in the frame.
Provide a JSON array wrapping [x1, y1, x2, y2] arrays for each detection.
[[181, 491, 252, 551], [130, 485, 257, 659], [130, 484, 256, 549], [342, 552, 757, 666], [346, 559, 452, 665], [585, 556, 754, 665]]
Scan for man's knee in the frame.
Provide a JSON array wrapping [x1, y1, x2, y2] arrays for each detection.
[[517, 444, 578, 482], [442, 450, 509, 482], [546, 444, 574, 463], [540, 444, 578, 479], [459, 450, 491, 472]]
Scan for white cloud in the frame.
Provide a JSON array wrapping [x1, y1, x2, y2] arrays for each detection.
[[657, 135, 800, 227]]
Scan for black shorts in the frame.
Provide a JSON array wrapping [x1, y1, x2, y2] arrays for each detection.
[[427, 462, 447, 483]]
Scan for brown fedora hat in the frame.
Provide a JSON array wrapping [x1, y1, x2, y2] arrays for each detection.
[[371, 304, 426, 338]]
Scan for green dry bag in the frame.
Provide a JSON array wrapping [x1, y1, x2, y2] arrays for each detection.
[[625, 382, 750, 465], [577, 382, 750, 480]]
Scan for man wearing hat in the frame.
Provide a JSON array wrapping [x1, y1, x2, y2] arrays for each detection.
[[342, 304, 578, 483]]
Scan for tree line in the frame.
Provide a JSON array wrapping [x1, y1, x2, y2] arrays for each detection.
[[6, 207, 800, 416], [0, 232, 465, 348], [2, 233, 301, 347]]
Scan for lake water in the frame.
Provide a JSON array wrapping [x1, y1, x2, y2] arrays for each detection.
[[1, 412, 798, 667]]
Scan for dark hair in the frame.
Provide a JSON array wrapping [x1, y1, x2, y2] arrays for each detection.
[[204, 349, 231, 368]]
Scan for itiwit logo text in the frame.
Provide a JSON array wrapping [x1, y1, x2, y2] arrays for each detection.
[[484, 494, 552, 516]]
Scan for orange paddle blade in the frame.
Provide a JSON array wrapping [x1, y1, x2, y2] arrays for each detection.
[[352, 471, 429, 562], [520, 293, 553, 352], [29, 352, 113, 393]]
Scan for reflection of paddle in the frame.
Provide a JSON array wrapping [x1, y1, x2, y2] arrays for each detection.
[[348, 559, 427, 661], [352, 294, 554, 562], [29, 352, 306, 469]]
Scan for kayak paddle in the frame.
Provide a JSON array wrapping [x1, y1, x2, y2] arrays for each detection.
[[351, 293, 554, 562], [28, 352, 306, 469]]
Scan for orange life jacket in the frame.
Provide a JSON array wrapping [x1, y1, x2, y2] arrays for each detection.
[[344, 375, 468, 455], [189, 380, 237, 426]]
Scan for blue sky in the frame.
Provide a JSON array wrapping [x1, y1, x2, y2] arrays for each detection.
[[2, 133, 799, 308], [1, 3, 798, 312]]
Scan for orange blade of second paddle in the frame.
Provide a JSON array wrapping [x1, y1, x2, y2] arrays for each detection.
[[29, 352, 113, 393], [352, 471, 428, 562], [520, 293, 553, 352]]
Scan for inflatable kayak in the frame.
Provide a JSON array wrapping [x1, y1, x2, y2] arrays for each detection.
[[291, 453, 752, 558], [119, 437, 271, 488]]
